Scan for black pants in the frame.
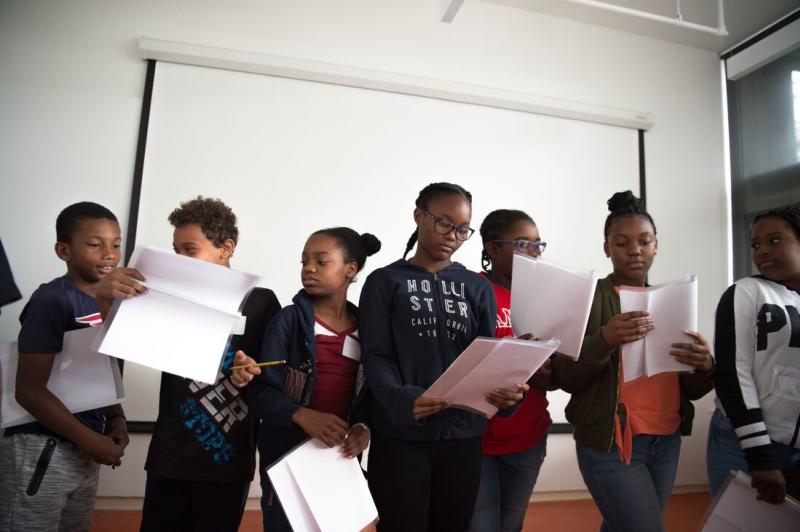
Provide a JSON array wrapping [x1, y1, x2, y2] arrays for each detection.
[[139, 473, 249, 532], [368, 431, 483, 532]]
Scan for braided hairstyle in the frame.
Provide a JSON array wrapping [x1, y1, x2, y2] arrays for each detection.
[[479, 209, 535, 272], [604, 190, 656, 239], [752, 205, 800, 240], [402, 182, 473, 259], [311, 227, 382, 273]]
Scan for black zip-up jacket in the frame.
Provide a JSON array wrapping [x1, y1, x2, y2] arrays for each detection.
[[360, 259, 497, 441], [249, 290, 367, 467]]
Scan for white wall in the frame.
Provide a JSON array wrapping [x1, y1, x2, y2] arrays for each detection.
[[0, 0, 726, 498]]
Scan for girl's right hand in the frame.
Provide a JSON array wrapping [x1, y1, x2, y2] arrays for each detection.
[[600, 311, 654, 346], [413, 397, 450, 420], [292, 408, 349, 447], [751, 469, 786, 505]]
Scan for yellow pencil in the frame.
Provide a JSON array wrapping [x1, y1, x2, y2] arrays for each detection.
[[231, 359, 287, 370]]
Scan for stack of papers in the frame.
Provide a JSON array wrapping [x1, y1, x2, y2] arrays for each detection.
[[1, 327, 124, 428], [701, 471, 800, 531], [510, 254, 598, 359], [619, 275, 697, 382], [94, 246, 260, 384], [268, 438, 378, 532], [422, 337, 560, 418]]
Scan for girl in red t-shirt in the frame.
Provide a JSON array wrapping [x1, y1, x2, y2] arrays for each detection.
[[468, 209, 553, 532]]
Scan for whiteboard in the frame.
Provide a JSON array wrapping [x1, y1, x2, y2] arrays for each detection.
[[124, 61, 639, 425]]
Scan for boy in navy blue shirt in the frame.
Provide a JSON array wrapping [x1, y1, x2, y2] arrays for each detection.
[[0, 202, 129, 531]]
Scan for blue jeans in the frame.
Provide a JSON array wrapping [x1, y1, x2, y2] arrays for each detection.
[[576, 432, 681, 532], [707, 407, 800, 498], [468, 435, 547, 532]]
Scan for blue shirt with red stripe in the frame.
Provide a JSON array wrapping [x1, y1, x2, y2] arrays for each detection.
[[4, 276, 106, 438]]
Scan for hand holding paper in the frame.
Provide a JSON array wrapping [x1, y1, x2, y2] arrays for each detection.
[[95, 246, 261, 384], [422, 336, 560, 418], [619, 275, 700, 382], [268, 438, 378, 532]]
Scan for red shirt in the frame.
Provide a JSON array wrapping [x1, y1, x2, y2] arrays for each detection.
[[481, 277, 552, 455], [308, 318, 360, 420]]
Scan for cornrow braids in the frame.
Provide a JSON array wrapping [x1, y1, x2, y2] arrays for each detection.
[[604, 190, 656, 239], [402, 182, 473, 259], [479, 209, 535, 272], [753, 205, 800, 241]]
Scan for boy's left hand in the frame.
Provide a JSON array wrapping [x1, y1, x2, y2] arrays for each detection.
[[230, 351, 261, 388], [341, 424, 370, 459], [486, 383, 529, 409], [105, 416, 129, 451], [670, 330, 714, 372]]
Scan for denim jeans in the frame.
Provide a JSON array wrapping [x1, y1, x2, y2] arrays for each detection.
[[706, 407, 800, 499], [576, 432, 681, 532], [468, 435, 547, 532]]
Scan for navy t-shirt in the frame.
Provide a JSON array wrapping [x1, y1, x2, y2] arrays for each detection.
[[4, 276, 106, 437]]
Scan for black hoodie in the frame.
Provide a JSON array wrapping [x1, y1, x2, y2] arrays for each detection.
[[360, 259, 497, 441]]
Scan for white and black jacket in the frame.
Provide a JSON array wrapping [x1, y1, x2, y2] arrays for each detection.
[[714, 276, 800, 470]]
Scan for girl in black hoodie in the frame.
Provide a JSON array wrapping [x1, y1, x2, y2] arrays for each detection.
[[360, 182, 528, 532]]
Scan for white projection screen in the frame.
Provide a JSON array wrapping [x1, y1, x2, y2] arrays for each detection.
[[123, 60, 640, 427]]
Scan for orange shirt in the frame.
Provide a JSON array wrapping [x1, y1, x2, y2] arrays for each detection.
[[614, 365, 681, 464]]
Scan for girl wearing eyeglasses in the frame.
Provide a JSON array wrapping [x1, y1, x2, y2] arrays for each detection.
[[359, 183, 528, 532], [468, 209, 552, 532]]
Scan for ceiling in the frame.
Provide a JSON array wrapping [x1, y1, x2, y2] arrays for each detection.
[[478, 0, 800, 52]]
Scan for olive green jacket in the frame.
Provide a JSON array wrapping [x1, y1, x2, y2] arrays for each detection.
[[550, 274, 714, 451]]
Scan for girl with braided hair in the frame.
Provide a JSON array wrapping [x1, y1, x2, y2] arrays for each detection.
[[468, 209, 552, 532], [359, 183, 527, 532]]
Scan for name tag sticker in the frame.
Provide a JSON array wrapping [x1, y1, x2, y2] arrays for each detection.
[[342, 335, 361, 362]]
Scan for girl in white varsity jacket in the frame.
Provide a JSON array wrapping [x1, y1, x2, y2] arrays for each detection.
[[709, 206, 800, 504]]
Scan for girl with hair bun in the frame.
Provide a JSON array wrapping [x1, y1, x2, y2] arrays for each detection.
[[360, 183, 528, 532], [249, 227, 381, 532], [550, 191, 714, 532]]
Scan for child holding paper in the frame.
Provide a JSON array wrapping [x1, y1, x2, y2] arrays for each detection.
[[550, 190, 714, 532], [468, 209, 552, 532], [0, 202, 129, 531], [359, 183, 528, 532], [95, 196, 280, 532], [249, 227, 380, 532], [708, 206, 800, 504]]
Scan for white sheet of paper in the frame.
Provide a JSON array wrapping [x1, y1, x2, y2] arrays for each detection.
[[510, 254, 598, 359], [423, 337, 560, 418], [98, 289, 240, 384], [128, 246, 260, 313], [701, 471, 800, 532], [618, 289, 648, 382], [96, 246, 261, 384], [619, 276, 697, 382], [1, 327, 124, 428], [268, 439, 378, 532]]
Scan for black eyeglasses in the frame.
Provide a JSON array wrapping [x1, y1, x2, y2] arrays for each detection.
[[493, 239, 547, 253], [421, 210, 475, 241]]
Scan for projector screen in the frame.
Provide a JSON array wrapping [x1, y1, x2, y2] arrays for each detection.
[[122, 60, 640, 427]]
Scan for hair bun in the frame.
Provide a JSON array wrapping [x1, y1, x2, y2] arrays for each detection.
[[607, 190, 642, 213], [360, 233, 382, 257]]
